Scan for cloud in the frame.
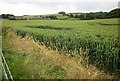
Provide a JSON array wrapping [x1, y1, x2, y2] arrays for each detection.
[[0, 0, 119, 15]]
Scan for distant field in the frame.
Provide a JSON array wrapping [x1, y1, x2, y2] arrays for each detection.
[[23, 13, 82, 20], [23, 14, 69, 20], [2, 18, 120, 78]]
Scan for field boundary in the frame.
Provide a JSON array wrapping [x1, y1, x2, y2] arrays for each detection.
[[0, 48, 14, 81]]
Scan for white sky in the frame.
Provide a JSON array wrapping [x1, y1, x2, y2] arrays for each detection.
[[0, 0, 119, 16]]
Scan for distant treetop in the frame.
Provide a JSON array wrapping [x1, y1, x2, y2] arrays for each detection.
[[58, 11, 66, 15]]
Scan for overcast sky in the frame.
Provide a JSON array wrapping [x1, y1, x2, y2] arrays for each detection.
[[0, 0, 119, 16]]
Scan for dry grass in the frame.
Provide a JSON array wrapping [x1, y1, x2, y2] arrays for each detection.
[[3, 31, 115, 79]]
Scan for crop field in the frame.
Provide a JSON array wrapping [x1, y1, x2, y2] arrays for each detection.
[[2, 18, 120, 78]]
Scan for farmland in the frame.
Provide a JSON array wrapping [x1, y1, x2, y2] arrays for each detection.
[[2, 18, 120, 79]]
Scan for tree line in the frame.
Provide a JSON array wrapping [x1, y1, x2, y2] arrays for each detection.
[[59, 8, 120, 20], [80, 8, 120, 20], [1, 8, 120, 20], [1, 14, 14, 19]]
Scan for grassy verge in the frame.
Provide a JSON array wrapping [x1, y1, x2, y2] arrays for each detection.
[[2, 29, 117, 79], [4, 52, 67, 79], [2, 30, 67, 79]]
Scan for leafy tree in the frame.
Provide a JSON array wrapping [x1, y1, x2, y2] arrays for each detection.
[[89, 13, 94, 19], [108, 8, 120, 18], [79, 14, 85, 20], [46, 16, 49, 18], [74, 14, 79, 18], [65, 14, 69, 16], [48, 15, 57, 19], [2, 14, 14, 19], [58, 11, 66, 15], [40, 15, 42, 17], [69, 13, 74, 18]]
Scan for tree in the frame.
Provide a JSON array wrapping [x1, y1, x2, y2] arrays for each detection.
[[86, 14, 91, 20], [48, 15, 57, 19], [74, 14, 79, 18], [46, 16, 49, 18], [40, 15, 42, 17], [58, 11, 66, 15], [79, 14, 85, 20], [89, 13, 94, 19], [108, 8, 120, 18], [69, 13, 74, 18], [2, 14, 14, 19]]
